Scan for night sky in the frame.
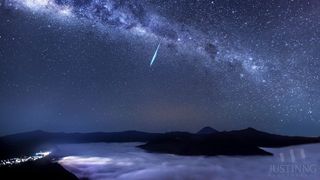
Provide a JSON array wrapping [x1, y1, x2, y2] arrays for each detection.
[[1, 0, 320, 136]]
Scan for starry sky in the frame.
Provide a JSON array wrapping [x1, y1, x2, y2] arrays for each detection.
[[1, 0, 320, 136]]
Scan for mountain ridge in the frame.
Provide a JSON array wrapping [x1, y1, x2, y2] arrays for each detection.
[[0, 127, 319, 159]]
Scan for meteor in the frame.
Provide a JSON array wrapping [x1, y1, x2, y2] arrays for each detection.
[[150, 42, 161, 67]]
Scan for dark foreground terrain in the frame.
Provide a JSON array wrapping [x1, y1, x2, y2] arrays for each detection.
[[0, 127, 319, 179], [0, 157, 78, 180]]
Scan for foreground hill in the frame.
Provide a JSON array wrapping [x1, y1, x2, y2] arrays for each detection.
[[0, 157, 78, 180]]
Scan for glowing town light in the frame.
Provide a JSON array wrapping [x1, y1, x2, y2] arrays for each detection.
[[0, 151, 51, 167], [35, 151, 51, 157]]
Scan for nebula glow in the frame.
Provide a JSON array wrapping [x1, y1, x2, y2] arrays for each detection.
[[8, 0, 73, 17]]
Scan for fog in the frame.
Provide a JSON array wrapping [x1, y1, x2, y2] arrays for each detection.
[[55, 143, 320, 180]]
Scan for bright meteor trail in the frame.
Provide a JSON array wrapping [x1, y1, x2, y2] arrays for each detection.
[[150, 43, 161, 67], [1, 0, 320, 136]]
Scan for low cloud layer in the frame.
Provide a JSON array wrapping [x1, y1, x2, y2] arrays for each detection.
[[56, 143, 320, 180]]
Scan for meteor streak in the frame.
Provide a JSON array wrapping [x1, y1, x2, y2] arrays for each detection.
[[150, 42, 161, 67]]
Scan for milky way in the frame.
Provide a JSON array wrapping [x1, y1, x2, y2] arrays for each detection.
[[1, 0, 320, 135], [4, 0, 267, 76]]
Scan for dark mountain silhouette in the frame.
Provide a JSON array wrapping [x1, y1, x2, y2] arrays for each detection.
[[0, 127, 319, 159], [138, 134, 272, 156], [221, 127, 319, 147], [197, 126, 219, 134], [139, 127, 319, 156]]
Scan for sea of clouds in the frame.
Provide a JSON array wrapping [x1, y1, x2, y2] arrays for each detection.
[[55, 142, 320, 180]]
